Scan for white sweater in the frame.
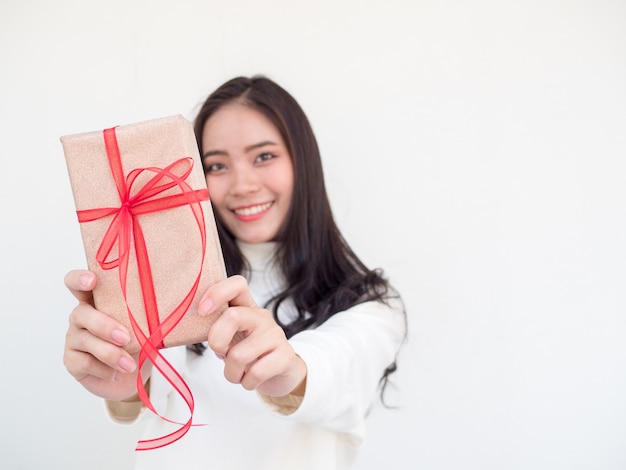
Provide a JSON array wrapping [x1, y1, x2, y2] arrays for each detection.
[[108, 242, 406, 470]]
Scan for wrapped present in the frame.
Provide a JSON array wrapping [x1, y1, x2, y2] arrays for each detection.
[[61, 115, 226, 354], [61, 115, 227, 450]]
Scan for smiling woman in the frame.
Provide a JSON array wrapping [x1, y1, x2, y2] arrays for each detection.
[[201, 103, 295, 244], [61, 75, 407, 470]]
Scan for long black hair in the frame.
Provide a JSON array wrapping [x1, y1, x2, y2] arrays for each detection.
[[192, 75, 404, 396]]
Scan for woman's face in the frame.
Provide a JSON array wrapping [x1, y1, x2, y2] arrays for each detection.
[[201, 103, 294, 244]]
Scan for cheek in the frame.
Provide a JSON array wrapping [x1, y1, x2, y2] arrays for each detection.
[[206, 177, 227, 208], [275, 158, 295, 198]]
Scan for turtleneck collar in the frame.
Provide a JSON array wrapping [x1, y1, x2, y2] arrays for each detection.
[[236, 240, 279, 274], [234, 240, 299, 324]]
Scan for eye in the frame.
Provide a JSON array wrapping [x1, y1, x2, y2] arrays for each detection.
[[204, 161, 227, 174], [255, 152, 277, 163]]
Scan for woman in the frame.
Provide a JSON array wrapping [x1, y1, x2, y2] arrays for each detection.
[[63, 75, 406, 469]]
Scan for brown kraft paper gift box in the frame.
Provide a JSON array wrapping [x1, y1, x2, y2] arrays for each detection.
[[61, 114, 227, 354]]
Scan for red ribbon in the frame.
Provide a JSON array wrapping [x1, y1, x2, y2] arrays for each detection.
[[77, 127, 209, 450]]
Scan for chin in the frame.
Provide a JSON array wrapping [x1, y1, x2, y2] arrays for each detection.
[[237, 231, 278, 244]]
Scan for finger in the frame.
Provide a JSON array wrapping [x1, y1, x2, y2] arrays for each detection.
[[198, 275, 257, 316], [228, 339, 296, 392], [216, 311, 287, 386], [239, 349, 292, 391], [222, 345, 278, 388], [207, 305, 273, 356], [64, 269, 97, 304], [225, 314, 285, 364], [64, 346, 122, 382], [67, 303, 136, 376], [65, 322, 136, 376], [68, 303, 131, 348]]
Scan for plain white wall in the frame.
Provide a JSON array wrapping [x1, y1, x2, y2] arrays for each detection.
[[1, 1, 625, 469]]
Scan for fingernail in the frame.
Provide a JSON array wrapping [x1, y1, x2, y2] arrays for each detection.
[[79, 273, 93, 289], [214, 352, 225, 360], [199, 298, 214, 316], [118, 356, 136, 373], [111, 328, 130, 345]]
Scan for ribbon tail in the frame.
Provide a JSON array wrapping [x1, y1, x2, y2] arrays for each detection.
[[135, 419, 193, 451], [131, 314, 196, 451]]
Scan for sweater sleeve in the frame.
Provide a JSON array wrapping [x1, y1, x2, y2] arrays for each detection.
[[105, 396, 145, 424], [263, 298, 406, 440]]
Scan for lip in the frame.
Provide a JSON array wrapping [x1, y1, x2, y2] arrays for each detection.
[[231, 202, 273, 221]]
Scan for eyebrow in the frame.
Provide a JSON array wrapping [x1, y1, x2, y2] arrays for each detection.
[[202, 149, 226, 159], [245, 140, 278, 152], [202, 140, 278, 159]]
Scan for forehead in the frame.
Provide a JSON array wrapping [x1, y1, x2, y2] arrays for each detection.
[[201, 103, 284, 150]]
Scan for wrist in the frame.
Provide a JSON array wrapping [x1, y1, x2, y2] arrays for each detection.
[[289, 355, 307, 397]]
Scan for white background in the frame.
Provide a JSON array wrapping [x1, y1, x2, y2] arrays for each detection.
[[1, 1, 625, 469]]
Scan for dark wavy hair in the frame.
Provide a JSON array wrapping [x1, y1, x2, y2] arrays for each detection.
[[190, 75, 404, 399]]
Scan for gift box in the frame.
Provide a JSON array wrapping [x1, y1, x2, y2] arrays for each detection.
[[61, 115, 227, 355]]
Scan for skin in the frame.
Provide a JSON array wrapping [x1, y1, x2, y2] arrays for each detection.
[[63, 103, 307, 402], [201, 102, 294, 244]]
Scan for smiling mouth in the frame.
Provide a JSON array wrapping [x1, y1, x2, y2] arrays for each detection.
[[233, 202, 273, 217]]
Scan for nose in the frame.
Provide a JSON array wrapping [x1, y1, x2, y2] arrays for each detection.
[[229, 162, 260, 196]]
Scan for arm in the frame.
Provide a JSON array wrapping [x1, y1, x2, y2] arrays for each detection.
[[198, 275, 405, 434], [278, 299, 406, 435]]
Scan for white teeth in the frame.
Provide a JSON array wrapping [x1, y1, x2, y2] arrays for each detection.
[[234, 202, 272, 216]]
